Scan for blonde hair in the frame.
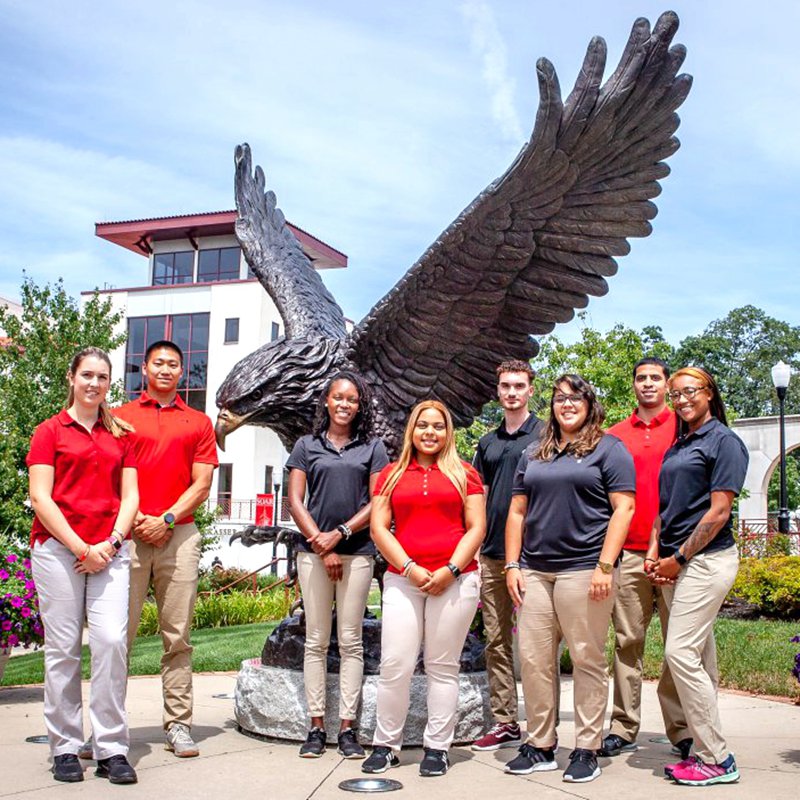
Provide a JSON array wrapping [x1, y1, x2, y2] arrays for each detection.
[[66, 347, 134, 439], [379, 400, 467, 502]]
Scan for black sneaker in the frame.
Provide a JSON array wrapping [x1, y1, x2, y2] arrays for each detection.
[[598, 733, 638, 757], [419, 748, 449, 777], [505, 743, 558, 775], [362, 746, 400, 774], [95, 754, 138, 785], [563, 749, 600, 783], [671, 737, 693, 761], [337, 728, 366, 759], [52, 754, 84, 783], [299, 727, 327, 758]]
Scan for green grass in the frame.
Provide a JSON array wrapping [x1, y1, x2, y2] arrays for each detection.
[[1, 621, 278, 687]]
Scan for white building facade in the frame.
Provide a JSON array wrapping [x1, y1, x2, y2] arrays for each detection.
[[86, 211, 347, 571]]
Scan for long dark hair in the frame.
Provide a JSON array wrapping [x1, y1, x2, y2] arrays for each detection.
[[669, 366, 728, 437], [534, 373, 605, 460], [311, 370, 374, 441], [66, 347, 133, 439]]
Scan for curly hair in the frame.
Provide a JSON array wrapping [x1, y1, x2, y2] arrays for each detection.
[[311, 370, 375, 441], [534, 374, 605, 461], [669, 366, 728, 436], [496, 359, 535, 381]]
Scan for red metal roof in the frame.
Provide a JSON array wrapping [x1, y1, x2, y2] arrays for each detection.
[[95, 210, 347, 269]]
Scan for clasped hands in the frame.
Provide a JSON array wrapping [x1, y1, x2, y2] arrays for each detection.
[[644, 555, 679, 584], [133, 512, 173, 548], [407, 564, 453, 596]]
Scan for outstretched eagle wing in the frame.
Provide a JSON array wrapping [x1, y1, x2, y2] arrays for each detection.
[[346, 12, 691, 431], [234, 143, 347, 340]]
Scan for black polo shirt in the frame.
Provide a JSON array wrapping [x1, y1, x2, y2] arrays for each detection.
[[658, 418, 748, 558], [286, 434, 389, 556], [473, 413, 543, 560], [512, 434, 636, 572]]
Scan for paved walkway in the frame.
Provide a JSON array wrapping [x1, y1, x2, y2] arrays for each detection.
[[1, 673, 798, 798]]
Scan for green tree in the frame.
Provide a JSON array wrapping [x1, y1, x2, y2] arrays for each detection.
[[531, 314, 675, 425], [674, 306, 800, 418], [767, 450, 800, 514], [0, 277, 126, 544]]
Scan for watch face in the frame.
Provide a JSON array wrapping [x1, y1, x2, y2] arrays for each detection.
[[164, 513, 176, 526]]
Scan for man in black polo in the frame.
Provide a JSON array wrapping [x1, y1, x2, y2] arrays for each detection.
[[471, 360, 542, 751]]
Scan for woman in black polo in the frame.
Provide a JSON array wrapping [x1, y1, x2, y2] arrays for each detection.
[[287, 371, 389, 760], [505, 374, 635, 784], [646, 367, 747, 787]]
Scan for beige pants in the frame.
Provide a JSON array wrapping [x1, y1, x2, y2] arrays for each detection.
[[610, 549, 687, 743], [128, 523, 201, 730], [661, 546, 738, 764], [518, 567, 615, 750], [296, 551, 374, 719], [479, 555, 518, 723], [373, 570, 480, 750]]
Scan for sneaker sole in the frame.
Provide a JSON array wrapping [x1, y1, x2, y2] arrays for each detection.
[[673, 771, 739, 786], [505, 761, 559, 775], [96, 771, 138, 785], [472, 739, 522, 752], [52, 771, 84, 783], [362, 759, 399, 774], [599, 744, 638, 757], [165, 744, 200, 758], [338, 749, 367, 760], [420, 769, 448, 777], [563, 766, 601, 783], [298, 751, 325, 759]]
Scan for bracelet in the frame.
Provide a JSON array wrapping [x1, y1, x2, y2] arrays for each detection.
[[504, 561, 521, 573], [402, 560, 416, 577], [77, 544, 91, 562], [112, 528, 126, 542], [401, 557, 414, 571], [446, 562, 461, 578], [644, 557, 657, 564], [336, 523, 353, 540]]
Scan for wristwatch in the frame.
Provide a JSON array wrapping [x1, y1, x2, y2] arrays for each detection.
[[107, 535, 123, 553], [163, 512, 176, 529], [446, 562, 461, 578], [674, 550, 688, 566], [596, 560, 614, 574]]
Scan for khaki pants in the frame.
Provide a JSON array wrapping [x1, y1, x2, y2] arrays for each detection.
[[610, 549, 687, 743], [32, 537, 131, 760], [479, 555, 518, 723], [296, 551, 374, 719], [128, 523, 201, 730], [661, 546, 738, 764], [373, 571, 480, 750], [518, 568, 614, 750]]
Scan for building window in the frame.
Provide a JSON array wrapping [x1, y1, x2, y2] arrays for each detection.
[[197, 247, 241, 283], [152, 251, 194, 285], [217, 464, 233, 517], [271, 322, 280, 341], [124, 312, 210, 411], [264, 465, 274, 493], [224, 318, 239, 344]]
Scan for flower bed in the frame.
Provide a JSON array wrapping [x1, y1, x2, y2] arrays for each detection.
[[0, 551, 43, 651]]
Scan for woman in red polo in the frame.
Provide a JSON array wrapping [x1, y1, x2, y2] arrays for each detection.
[[27, 347, 139, 785], [363, 400, 486, 778]]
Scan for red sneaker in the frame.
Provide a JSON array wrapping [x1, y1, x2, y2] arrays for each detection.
[[471, 722, 522, 751]]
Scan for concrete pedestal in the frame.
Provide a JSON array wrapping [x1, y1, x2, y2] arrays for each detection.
[[235, 658, 493, 745]]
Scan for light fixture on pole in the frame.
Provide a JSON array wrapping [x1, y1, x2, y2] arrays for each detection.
[[771, 360, 792, 534]]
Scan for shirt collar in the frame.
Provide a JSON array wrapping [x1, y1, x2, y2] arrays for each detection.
[[138, 390, 185, 409], [498, 413, 540, 438], [630, 405, 673, 428], [407, 457, 440, 472], [679, 416, 720, 442], [317, 433, 362, 454], [56, 409, 102, 430]]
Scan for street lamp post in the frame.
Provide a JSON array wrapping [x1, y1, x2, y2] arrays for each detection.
[[771, 360, 792, 534]]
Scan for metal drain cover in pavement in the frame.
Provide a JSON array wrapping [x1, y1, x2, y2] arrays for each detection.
[[25, 735, 49, 744], [339, 778, 403, 793]]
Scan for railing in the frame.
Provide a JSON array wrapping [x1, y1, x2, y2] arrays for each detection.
[[734, 516, 800, 558], [209, 496, 293, 523]]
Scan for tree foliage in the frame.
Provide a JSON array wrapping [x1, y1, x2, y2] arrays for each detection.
[[674, 306, 800, 418], [531, 313, 675, 426], [0, 277, 125, 544]]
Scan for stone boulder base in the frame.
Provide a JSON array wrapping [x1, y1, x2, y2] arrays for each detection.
[[235, 659, 493, 745]]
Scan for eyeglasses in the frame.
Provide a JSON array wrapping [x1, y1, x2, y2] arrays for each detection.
[[668, 386, 707, 402], [553, 394, 585, 406]]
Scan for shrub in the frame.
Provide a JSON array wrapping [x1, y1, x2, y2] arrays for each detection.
[[729, 556, 800, 617], [137, 586, 292, 636]]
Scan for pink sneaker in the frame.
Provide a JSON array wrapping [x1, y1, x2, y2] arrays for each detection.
[[471, 722, 522, 751], [670, 754, 739, 786], [664, 757, 696, 778]]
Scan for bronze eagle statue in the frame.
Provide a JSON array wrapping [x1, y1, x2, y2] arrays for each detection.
[[215, 11, 691, 457]]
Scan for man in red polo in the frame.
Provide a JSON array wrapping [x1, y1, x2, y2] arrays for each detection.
[[117, 340, 218, 758], [600, 358, 689, 759]]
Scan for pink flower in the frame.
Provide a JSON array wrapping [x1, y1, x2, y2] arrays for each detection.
[[7, 633, 19, 647], [10, 597, 23, 608], [0, 569, 8, 581], [1, 620, 11, 631], [23, 558, 31, 569], [5, 554, 18, 563]]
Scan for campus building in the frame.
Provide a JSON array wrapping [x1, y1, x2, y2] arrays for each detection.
[[87, 211, 347, 570]]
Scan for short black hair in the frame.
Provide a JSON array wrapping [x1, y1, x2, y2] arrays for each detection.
[[144, 340, 184, 366], [632, 356, 670, 380]]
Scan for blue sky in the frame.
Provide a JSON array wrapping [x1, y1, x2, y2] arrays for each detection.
[[1, 0, 797, 346]]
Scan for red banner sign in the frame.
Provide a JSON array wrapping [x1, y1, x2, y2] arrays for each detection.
[[255, 493, 275, 527]]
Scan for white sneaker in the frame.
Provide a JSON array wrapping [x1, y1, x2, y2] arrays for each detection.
[[165, 723, 200, 758]]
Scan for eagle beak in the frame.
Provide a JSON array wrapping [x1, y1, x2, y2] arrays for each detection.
[[215, 408, 248, 451]]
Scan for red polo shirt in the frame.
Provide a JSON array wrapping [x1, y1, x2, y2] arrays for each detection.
[[27, 410, 137, 547], [607, 406, 677, 550], [374, 459, 484, 574], [114, 392, 218, 523]]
